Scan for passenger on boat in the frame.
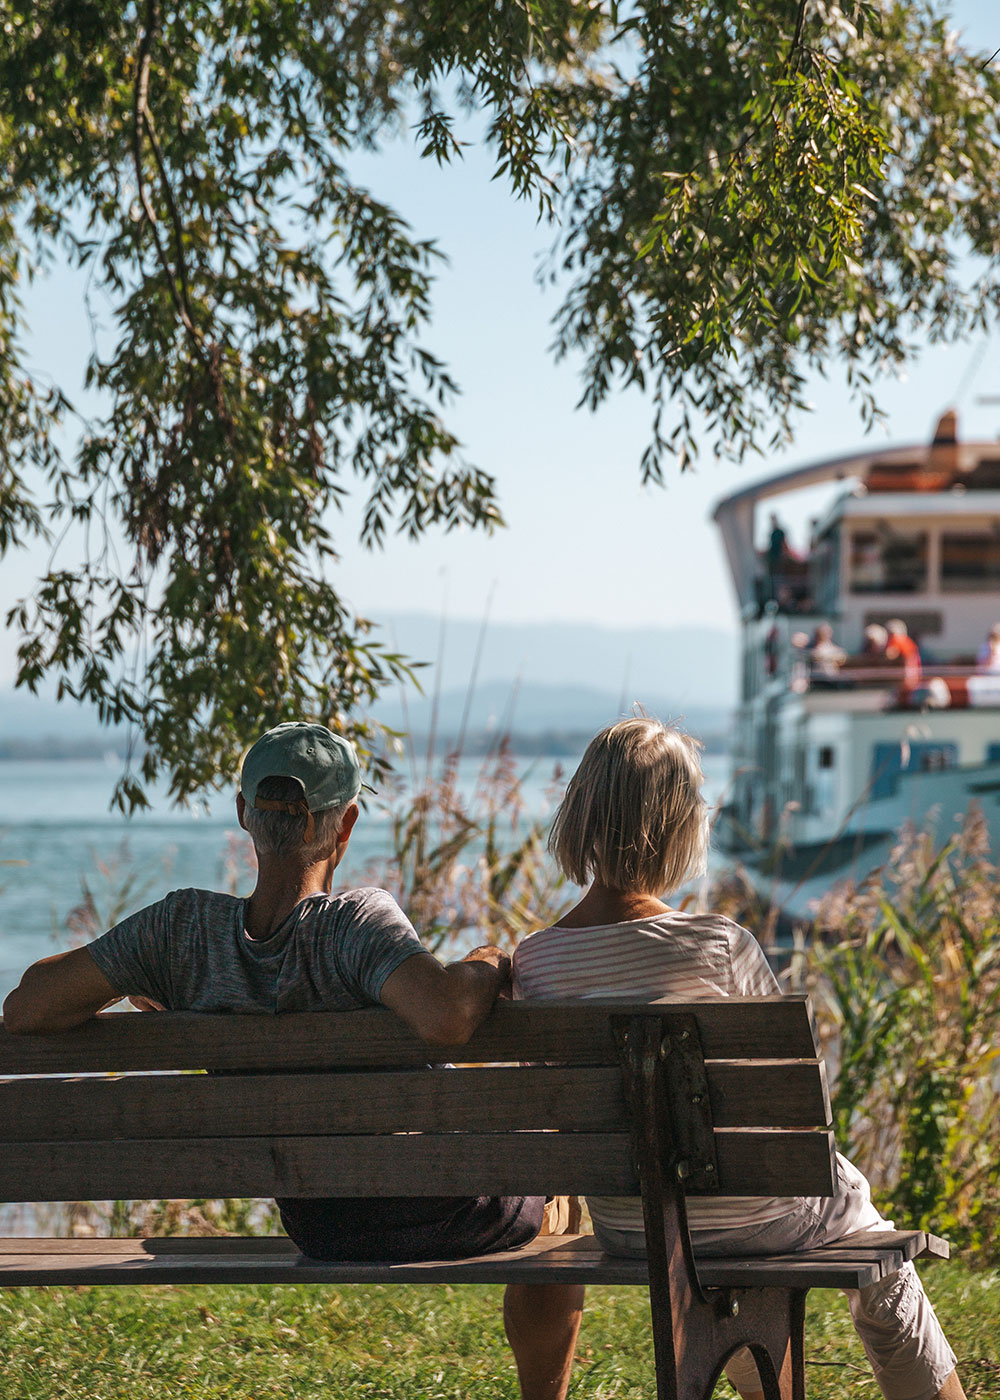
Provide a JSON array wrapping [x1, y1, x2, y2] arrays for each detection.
[[808, 621, 847, 683], [852, 622, 892, 682], [863, 622, 889, 656], [763, 511, 789, 604], [506, 718, 966, 1400], [976, 623, 1000, 673], [885, 618, 922, 685]]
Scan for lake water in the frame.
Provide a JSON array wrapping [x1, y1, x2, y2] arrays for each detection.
[[0, 751, 731, 1001]]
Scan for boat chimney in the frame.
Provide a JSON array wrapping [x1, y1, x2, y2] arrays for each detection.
[[929, 408, 959, 475]]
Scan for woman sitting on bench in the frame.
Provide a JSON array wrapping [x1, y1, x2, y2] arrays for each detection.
[[503, 716, 965, 1400]]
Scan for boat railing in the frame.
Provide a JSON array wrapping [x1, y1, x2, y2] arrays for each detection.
[[801, 664, 1000, 709], [753, 565, 814, 615]]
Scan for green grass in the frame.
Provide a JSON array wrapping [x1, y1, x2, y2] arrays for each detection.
[[1, 1259, 998, 1399]]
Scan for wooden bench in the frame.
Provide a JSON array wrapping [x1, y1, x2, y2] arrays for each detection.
[[0, 996, 948, 1400]]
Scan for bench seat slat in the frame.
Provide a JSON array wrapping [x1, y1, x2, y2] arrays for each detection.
[[0, 1060, 832, 1141], [0, 1230, 947, 1262], [0, 998, 819, 1074], [0, 1230, 946, 1292], [0, 1128, 837, 1202]]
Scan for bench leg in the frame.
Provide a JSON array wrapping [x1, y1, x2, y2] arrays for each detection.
[[647, 1285, 807, 1400], [611, 1015, 809, 1400]]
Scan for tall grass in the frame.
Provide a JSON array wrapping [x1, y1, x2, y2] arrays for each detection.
[[795, 806, 1000, 1253], [359, 738, 570, 956]]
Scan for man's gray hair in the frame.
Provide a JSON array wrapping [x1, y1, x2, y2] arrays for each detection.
[[242, 774, 351, 861]]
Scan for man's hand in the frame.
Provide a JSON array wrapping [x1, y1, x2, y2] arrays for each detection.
[[129, 996, 166, 1013], [463, 945, 512, 997], [381, 946, 511, 1046]]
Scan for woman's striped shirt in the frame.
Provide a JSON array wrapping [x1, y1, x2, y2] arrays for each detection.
[[512, 910, 793, 1235]]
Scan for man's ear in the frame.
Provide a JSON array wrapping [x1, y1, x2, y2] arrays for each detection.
[[236, 791, 248, 830], [338, 801, 360, 843]]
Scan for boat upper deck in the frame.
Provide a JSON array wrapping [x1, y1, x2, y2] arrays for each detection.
[[715, 412, 1000, 665]]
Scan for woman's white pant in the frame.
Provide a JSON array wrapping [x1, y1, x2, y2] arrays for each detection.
[[591, 1155, 957, 1400]]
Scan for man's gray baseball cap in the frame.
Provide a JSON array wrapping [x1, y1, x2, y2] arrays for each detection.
[[240, 722, 364, 812]]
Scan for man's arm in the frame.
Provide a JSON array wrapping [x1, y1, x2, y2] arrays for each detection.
[[2, 948, 123, 1034], [380, 945, 510, 1046]]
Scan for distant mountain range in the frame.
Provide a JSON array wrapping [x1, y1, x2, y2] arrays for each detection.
[[0, 613, 736, 756], [374, 613, 737, 712], [373, 680, 730, 746]]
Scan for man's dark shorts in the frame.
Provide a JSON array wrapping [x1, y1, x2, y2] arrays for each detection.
[[277, 1194, 546, 1263]]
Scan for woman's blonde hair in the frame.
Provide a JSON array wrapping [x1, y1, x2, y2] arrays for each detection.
[[548, 717, 708, 894]]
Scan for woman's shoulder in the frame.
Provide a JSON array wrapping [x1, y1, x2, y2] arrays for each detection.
[[665, 908, 772, 959], [512, 909, 777, 999], [514, 908, 756, 947], [657, 907, 747, 931], [661, 908, 763, 946], [512, 922, 584, 960], [511, 920, 626, 977]]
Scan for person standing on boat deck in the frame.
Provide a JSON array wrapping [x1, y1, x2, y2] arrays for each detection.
[[2, 722, 544, 1264], [503, 718, 966, 1400], [886, 618, 922, 685], [764, 511, 788, 603], [976, 623, 1000, 673]]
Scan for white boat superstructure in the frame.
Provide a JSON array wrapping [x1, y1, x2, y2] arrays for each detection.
[[713, 411, 1000, 916]]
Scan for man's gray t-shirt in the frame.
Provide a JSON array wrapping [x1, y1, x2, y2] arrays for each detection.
[[87, 886, 424, 1012], [87, 882, 545, 1261]]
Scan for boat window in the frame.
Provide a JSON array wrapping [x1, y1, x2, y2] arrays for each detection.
[[870, 741, 958, 800], [818, 745, 835, 769], [849, 529, 928, 594], [940, 532, 1000, 592]]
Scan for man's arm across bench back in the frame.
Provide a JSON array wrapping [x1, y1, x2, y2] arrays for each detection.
[[2, 942, 513, 1047]]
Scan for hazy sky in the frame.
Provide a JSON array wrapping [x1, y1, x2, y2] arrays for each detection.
[[3, 0, 999, 686]]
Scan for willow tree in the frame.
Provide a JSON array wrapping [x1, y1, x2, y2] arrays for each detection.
[[2, 0, 998, 806]]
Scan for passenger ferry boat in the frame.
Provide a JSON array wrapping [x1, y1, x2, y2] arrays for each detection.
[[713, 410, 1000, 919]]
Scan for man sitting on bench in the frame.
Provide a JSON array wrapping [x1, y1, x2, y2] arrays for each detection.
[[3, 721, 545, 1263]]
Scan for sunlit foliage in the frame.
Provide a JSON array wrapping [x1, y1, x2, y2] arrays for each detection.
[[2, 1, 999, 803]]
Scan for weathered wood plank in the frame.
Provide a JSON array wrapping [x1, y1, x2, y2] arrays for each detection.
[[696, 1229, 948, 1287], [0, 1239, 652, 1287], [830, 1229, 950, 1261], [0, 1236, 304, 1255], [0, 1128, 836, 1201], [2, 1229, 939, 1265], [0, 997, 818, 1073], [695, 1254, 886, 1289], [0, 1132, 637, 1200], [0, 1058, 831, 1141], [712, 1129, 837, 1196], [707, 1060, 831, 1128], [0, 1066, 630, 1141], [0, 1230, 930, 1292]]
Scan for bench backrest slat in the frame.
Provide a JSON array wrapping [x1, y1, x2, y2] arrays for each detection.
[[0, 1067, 628, 1139], [0, 998, 836, 1204], [0, 1059, 830, 1142], [0, 997, 818, 1073], [709, 1059, 831, 1128], [0, 1127, 836, 1202]]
